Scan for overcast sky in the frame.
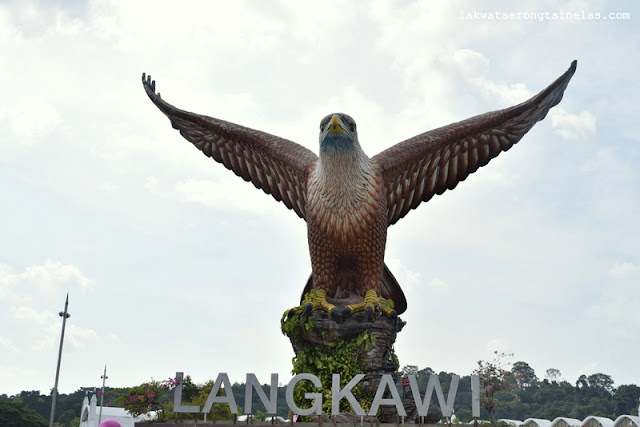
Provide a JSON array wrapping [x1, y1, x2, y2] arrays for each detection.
[[1, 0, 638, 398]]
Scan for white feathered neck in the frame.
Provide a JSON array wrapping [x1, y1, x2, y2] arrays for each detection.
[[312, 145, 375, 209]]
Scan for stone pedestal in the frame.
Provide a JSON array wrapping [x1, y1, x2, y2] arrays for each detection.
[[293, 308, 404, 395], [284, 295, 405, 423], [283, 296, 442, 424]]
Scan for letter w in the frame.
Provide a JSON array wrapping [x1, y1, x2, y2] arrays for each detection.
[[408, 374, 459, 417]]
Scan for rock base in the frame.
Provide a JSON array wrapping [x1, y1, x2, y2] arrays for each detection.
[[285, 294, 442, 424], [290, 304, 404, 389], [287, 299, 439, 423]]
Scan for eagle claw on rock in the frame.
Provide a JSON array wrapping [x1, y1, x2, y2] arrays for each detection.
[[289, 289, 397, 322], [288, 289, 341, 320], [343, 289, 397, 321]]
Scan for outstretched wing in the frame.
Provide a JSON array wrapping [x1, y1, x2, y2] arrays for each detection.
[[373, 60, 577, 226], [142, 74, 318, 219]]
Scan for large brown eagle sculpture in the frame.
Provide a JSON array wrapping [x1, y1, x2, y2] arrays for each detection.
[[142, 60, 576, 320]]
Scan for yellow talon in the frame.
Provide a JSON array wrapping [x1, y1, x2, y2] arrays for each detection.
[[289, 289, 397, 321], [364, 289, 377, 305], [313, 289, 337, 313], [345, 289, 375, 312], [380, 303, 397, 318], [344, 289, 397, 320], [287, 289, 339, 319]]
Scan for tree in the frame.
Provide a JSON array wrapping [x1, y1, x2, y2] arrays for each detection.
[[180, 375, 200, 402], [56, 409, 79, 427], [576, 374, 589, 388], [402, 365, 419, 376], [614, 384, 640, 416], [189, 380, 238, 421], [545, 368, 562, 382], [15, 391, 50, 421], [412, 366, 436, 389], [0, 398, 47, 427], [112, 377, 177, 418], [473, 352, 517, 426], [512, 361, 538, 388], [587, 373, 614, 393]]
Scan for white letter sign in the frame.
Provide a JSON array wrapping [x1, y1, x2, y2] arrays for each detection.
[[331, 374, 365, 415], [245, 373, 278, 415], [203, 373, 238, 414], [173, 372, 199, 413], [409, 374, 460, 417], [369, 374, 406, 416], [286, 374, 322, 416], [471, 374, 480, 417]]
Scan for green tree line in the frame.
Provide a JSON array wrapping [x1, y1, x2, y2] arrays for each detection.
[[402, 357, 640, 423], [0, 388, 91, 427], [2, 361, 639, 426], [0, 376, 289, 426]]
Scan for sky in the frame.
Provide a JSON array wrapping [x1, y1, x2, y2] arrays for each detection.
[[0, 0, 638, 399]]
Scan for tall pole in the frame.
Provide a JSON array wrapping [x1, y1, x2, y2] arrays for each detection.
[[49, 293, 70, 427], [99, 365, 108, 425]]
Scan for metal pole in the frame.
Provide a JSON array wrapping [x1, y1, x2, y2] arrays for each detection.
[[99, 365, 108, 425], [49, 293, 70, 427]]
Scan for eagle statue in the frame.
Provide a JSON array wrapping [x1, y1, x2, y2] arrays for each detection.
[[142, 60, 576, 320]]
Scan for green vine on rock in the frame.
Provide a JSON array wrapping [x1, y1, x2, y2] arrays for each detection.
[[281, 300, 377, 417]]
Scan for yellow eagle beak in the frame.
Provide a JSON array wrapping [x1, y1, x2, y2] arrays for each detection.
[[328, 114, 348, 134]]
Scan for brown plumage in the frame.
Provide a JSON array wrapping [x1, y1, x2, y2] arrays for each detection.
[[142, 60, 577, 316]]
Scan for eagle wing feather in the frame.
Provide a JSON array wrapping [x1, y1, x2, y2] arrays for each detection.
[[142, 74, 318, 219], [373, 60, 577, 226]]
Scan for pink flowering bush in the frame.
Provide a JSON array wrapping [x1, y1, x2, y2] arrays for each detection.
[[473, 352, 517, 426], [111, 377, 178, 418]]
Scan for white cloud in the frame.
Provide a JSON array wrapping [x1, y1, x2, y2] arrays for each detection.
[[10, 305, 60, 352], [175, 178, 275, 214], [609, 261, 639, 278], [3, 273, 119, 356], [21, 260, 94, 295], [550, 108, 597, 140], [66, 326, 122, 352], [385, 258, 422, 291], [0, 264, 19, 301], [54, 11, 83, 35], [1, 261, 92, 303], [0, 261, 96, 358], [442, 49, 534, 106], [582, 148, 616, 173], [144, 176, 159, 191], [583, 259, 640, 342], [0, 7, 18, 40], [473, 79, 533, 106], [448, 49, 490, 78], [86, 0, 287, 54], [11, 304, 54, 323], [0, 336, 20, 353], [3, 96, 61, 141], [427, 277, 450, 295], [0, 0, 638, 395], [485, 339, 508, 354], [100, 182, 118, 193], [573, 362, 599, 381]]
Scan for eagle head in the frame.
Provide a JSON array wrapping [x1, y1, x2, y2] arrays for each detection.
[[319, 113, 358, 154]]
